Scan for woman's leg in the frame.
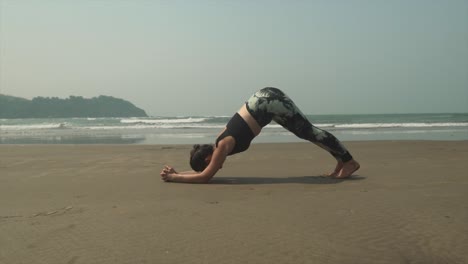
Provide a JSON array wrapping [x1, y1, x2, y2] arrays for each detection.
[[248, 87, 359, 177]]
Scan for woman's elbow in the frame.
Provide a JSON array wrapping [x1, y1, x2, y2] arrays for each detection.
[[197, 173, 214, 183], [197, 178, 211, 184], [200, 175, 214, 183]]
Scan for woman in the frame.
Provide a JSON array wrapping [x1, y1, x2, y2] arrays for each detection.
[[160, 87, 360, 183]]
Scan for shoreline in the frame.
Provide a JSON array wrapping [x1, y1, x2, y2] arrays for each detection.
[[1, 129, 468, 145], [1, 141, 467, 263], [0, 138, 467, 146]]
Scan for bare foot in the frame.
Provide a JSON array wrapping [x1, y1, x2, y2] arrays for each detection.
[[335, 160, 360, 179], [327, 161, 343, 177]]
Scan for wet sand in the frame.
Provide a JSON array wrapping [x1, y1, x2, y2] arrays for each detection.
[[1, 141, 467, 264]]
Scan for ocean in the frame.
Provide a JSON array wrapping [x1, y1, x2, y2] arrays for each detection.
[[1, 113, 467, 144]]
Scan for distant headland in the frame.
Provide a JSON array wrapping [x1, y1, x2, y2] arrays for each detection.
[[0, 94, 148, 118]]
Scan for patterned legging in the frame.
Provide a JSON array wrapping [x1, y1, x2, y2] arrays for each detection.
[[246, 87, 353, 162]]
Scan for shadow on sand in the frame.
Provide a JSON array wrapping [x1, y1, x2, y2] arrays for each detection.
[[210, 175, 366, 185]]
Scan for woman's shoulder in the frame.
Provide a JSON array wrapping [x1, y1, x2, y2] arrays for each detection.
[[215, 135, 236, 155]]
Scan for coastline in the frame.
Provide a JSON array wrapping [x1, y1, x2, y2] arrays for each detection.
[[2, 113, 468, 144], [1, 141, 468, 263]]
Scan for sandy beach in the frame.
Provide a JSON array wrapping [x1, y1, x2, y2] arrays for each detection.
[[1, 141, 467, 264]]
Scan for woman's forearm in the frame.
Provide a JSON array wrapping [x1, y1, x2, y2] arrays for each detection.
[[177, 170, 197, 175], [170, 173, 211, 183]]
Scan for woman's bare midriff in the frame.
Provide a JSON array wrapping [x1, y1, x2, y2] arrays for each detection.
[[237, 104, 262, 136], [216, 104, 262, 140]]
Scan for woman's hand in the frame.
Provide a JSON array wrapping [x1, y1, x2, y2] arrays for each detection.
[[162, 165, 177, 174], [160, 165, 177, 182]]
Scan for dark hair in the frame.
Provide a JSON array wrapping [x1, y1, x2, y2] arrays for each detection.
[[190, 144, 214, 172]]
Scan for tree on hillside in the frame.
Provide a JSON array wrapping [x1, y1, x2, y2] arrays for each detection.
[[0, 94, 148, 118]]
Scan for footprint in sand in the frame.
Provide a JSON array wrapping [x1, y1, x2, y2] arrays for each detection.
[[67, 256, 80, 264], [32, 206, 75, 218]]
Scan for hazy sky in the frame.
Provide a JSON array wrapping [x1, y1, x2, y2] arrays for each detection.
[[1, 0, 467, 116]]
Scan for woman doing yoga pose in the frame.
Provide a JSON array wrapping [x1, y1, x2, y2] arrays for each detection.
[[160, 87, 360, 183]]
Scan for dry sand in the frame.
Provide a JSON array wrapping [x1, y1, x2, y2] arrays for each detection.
[[1, 141, 467, 264]]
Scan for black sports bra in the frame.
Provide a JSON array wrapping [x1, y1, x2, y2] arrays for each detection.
[[216, 113, 255, 156]]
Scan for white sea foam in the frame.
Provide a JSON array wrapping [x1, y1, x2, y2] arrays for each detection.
[[334, 122, 468, 129], [83, 124, 224, 130], [0, 123, 66, 130], [120, 117, 207, 124]]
